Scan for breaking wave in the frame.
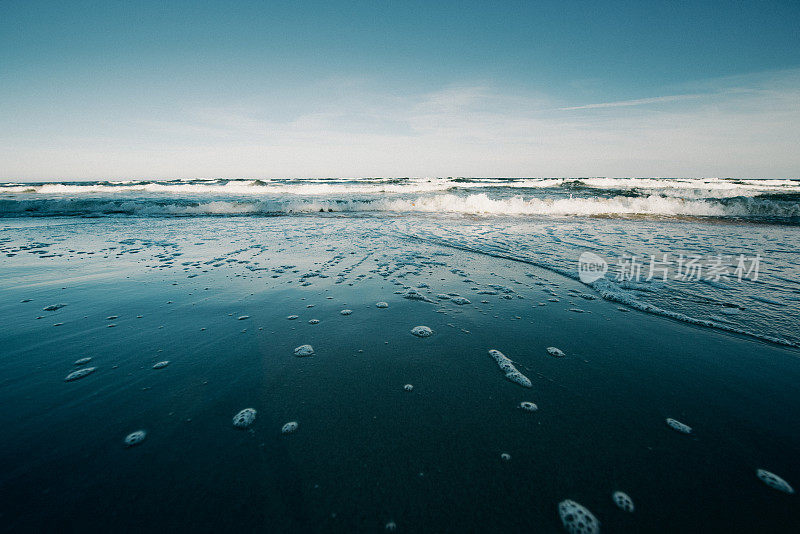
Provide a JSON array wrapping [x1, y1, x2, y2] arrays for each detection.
[[1, 177, 798, 222], [0, 193, 798, 221]]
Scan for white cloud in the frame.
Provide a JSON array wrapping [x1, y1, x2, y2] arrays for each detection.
[[557, 93, 707, 110], [1, 70, 799, 179]]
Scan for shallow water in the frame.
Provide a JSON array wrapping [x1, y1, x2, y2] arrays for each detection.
[[1, 214, 798, 532]]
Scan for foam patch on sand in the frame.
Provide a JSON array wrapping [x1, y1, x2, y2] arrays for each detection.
[[756, 469, 795, 494], [612, 491, 634, 512], [124, 430, 147, 447], [558, 499, 600, 534], [665, 418, 692, 434], [294, 344, 315, 356], [281, 421, 299, 434], [411, 326, 433, 337], [64, 367, 96, 382], [488, 349, 531, 388], [233, 408, 257, 429]]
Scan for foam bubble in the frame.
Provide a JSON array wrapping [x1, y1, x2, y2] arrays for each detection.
[[665, 418, 692, 434], [281, 421, 299, 434], [403, 289, 433, 303], [287, 315, 299, 320], [504, 369, 532, 388], [64, 367, 96, 382], [124, 430, 147, 447], [238, 315, 250, 320], [488, 349, 532, 388], [411, 326, 433, 337], [451, 297, 471, 305], [43, 304, 66, 311], [152, 361, 170, 369], [404, 384, 414, 391], [308, 319, 320, 324], [558, 499, 600, 534], [519, 401, 538, 412], [756, 469, 794, 494], [546, 347, 565, 358], [233, 408, 257, 428], [73, 357, 92, 366], [294, 344, 314, 356], [612, 491, 634, 512], [376, 302, 389, 308], [500, 453, 511, 461], [340, 309, 352, 315]]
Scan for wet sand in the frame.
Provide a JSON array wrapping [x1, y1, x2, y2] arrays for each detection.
[[0, 216, 798, 532]]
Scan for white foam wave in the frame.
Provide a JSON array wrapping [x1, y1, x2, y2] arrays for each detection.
[[375, 194, 799, 218], [1, 193, 797, 219], [3, 177, 799, 198], [400, 231, 799, 348], [376, 194, 730, 216]]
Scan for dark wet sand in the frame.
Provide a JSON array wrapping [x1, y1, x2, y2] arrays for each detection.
[[0, 217, 798, 533]]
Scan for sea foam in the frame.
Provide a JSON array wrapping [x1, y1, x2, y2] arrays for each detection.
[[488, 349, 531, 388]]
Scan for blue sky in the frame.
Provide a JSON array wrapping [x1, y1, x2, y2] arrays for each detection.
[[1, 1, 799, 179]]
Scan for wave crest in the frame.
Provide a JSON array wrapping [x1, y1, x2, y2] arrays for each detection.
[[0, 192, 797, 220]]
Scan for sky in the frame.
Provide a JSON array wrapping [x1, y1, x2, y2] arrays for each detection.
[[1, 0, 799, 180]]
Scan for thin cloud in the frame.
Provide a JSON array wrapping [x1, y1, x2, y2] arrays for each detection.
[[558, 93, 707, 111]]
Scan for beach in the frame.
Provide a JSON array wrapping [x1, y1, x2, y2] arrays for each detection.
[[1, 201, 798, 532]]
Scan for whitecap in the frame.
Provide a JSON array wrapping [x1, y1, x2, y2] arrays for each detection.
[[152, 361, 170, 369], [546, 347, 565, 358], [519, 401, 538, 412], [376, 302, 389, 308], [73, 357, 92, 366]]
